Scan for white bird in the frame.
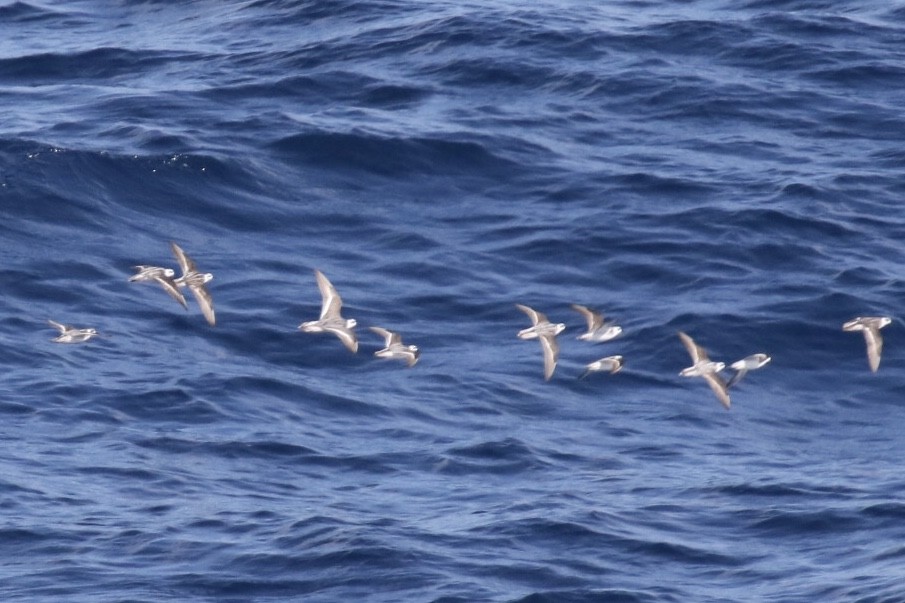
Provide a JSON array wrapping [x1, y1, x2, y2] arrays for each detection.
[[170, 242, 215, 326], [370, 326, 419, 367], [571, 304, 622, 342], [298, 269, 358, 353], [129, 265, 187, 309], [48, 320, 100, 344], [678, 331, 730, 410], [516, 304, 565, 381], [843, 316, 892, 373], [726, 353, 771, 388], [580, 355, 624, 379]]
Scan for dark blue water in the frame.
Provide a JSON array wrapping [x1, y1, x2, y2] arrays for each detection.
[[2, 1, 905, 601]]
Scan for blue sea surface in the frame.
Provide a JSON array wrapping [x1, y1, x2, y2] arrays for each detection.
[[2, 1, 905, 601]]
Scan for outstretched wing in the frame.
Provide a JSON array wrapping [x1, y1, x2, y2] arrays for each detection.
[[370, 326, 400, 347], [329, 326, 358, 353], [190, 283, 216, 326], [155, 275, 188, 309], [516, 303, 547, 327], [47, 319, 67, 333], [314, 269, 342, 320], [678, 331, 707, 363], [864, 327, 883, 373], [704, 373, 731, 409], [571, 304, 602, 331], [726, 368, 747, 389], [169, 242, 198, 277], [539, 334, 559, 381]]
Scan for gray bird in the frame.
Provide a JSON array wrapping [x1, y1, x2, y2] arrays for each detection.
[[129, 265, 187, 309], [170, 241, 215, 326], [843, 316, 892, 373], [516, 304, 565, 381], [298, 269, 358, 353], [571, 304, 622, 342], [580, 355, 624, 379], [678, 331, 730, 410], [48, 320, 100, 344], [370, 326, 419, 367], [726, 353, 771, 388]]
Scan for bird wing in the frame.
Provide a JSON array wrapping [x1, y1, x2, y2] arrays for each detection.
[[607, 355, 624, 374], [329, 326, 358, 353], [864, 327, 883, 373], [47, 319, 67, 333], [155, 275, 188, 309], [539, 333, 559, 381], [571, 304, 601, 331], [678, 331, 707, 363], [842, 317, 864, 332], [370, 326, 400, 347], [516, 304, 547, 326], [169, 242, 198, 277], [129, 266, 152, 282], [726, 368, 747, 389], [314, 269, 342, 320], [704, 373, 731, 409], [190, 283, 216, 326]]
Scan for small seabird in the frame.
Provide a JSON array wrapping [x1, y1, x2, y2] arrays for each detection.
[[298, 269, 358, 353], [726, 353, 771, 388], [516, 304, 565, 381], [843, 316, 892, 373], [48, 320, 100, 344], [571, 304, 622, 342], [678, 331, 730, 410], [580, 355, 624, 379], [370, 326, 419, 367], [129, 265, 187, 309], [170, 241, 215, 326]]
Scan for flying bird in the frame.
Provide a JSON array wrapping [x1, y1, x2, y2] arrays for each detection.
[[580, 355, 624, 379], [571, 304, 622, 342], [129, 265, 187, 309], [726, 353, 771, 388], [48, 320, 100, 344], [170, 241, 215, 326], [298, 269, 358, 352], [370, 326, 419, 367], [678, 331, 730, 410], [843, 316, 892, 373], [516, 304, 565, 381]]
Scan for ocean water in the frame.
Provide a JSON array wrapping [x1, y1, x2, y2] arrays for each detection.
[[2, 1, 905, 601]]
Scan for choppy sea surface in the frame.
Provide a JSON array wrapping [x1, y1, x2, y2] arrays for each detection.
[[2, 1, 905, 601]]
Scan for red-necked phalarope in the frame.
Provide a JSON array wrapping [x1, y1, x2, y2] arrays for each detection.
[[170, 242, 215, 326], [843, 316, 892, 373], [678, 331, 730, 409], [129, 265, 187, 309], [516, 304, 565, 381], [370, 326, 419, 367], [298, 269, 358, 353], [48, 320, 100, 344], [580, 355, 624, 379], [571, 304, 622, 342], [726, 353, 771, 388]]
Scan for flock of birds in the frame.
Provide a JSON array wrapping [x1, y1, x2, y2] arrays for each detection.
[[514, 302, 773, 410], [521, 309, 892, 409], [47, 242, 421, 366], [46, 242, 894, 411]]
